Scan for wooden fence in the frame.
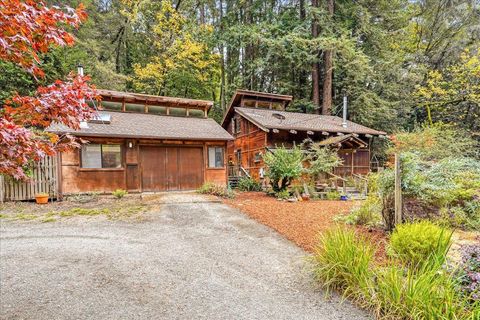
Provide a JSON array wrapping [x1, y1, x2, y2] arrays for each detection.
[[0, 156, 59, 202]]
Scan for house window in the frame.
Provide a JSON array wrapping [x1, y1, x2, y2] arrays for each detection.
[[208, 147, 224, 168], [233, 117, 241, 134], [81, 144, 122, 168]]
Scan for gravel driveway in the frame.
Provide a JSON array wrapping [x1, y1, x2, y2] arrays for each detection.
[[0, 193, 370, 320]]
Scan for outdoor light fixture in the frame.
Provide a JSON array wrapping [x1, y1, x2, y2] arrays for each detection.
[[128, 142, 133, 148], [77, 63, 84, 76]]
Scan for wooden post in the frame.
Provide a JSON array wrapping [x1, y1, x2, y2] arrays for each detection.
[[0, 174, 4, 203], [394, 153, 402, 226]]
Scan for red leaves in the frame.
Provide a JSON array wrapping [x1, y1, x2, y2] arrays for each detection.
[[0, 75, 99, 180], [0, 1, 96, 180], [0, 0, 86, 76], [5, 74, 98, 129]]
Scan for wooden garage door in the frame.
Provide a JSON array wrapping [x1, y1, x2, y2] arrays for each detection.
[[140, 146, 204, 191]]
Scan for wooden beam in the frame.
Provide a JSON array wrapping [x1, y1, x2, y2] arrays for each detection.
[[272, 129, 279, 133], [121, 99, 126, 112], [204, 108, 208, 118], [166, 107, 170, 116], [186, 108, 190, 117]]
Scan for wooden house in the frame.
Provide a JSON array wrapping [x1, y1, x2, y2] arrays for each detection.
[[221, 90, 386, 182], [48, 89, 232, 196]]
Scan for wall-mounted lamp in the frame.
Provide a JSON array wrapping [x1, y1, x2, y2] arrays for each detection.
[[77, 63, 84, 76], [128, 142, 133, 148]]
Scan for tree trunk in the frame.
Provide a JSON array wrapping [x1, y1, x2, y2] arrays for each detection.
[[297, 0, 307, 100], [321, 0, 334, 115], [311, 0, 321, 113], [219, 0, 227, 111], [244, 0, 254, 90]]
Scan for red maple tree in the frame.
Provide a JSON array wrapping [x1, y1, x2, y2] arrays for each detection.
[[0, 0, 98, 180]]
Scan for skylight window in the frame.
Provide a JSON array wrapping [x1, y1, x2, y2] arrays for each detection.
[[272, 112, 286, 120], [88, 114, 111, 124]]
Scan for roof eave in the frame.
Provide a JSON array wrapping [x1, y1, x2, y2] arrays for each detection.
[[48, 131, 233, 141]]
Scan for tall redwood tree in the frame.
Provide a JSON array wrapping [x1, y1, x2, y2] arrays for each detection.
[[0, 0, 98, 180]]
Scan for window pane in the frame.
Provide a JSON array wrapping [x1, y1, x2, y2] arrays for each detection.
[[208, 147, 217, 168], [215, 148, 224, 167], [102, 145, 122, 168], [81, 144, 102, 168]]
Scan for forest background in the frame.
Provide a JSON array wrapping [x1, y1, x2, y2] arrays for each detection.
[[1, 0, 478, 156]]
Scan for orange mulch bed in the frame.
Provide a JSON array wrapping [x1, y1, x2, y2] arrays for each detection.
[[224, 192, 388, 259]]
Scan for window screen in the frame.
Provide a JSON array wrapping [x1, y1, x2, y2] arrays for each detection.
[[81, 144, 122, 168], [208, 147, 224, 168]]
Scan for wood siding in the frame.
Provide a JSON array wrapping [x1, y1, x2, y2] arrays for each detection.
[[226, 112, 373, 180], [226, 115, 267, 180], [334, 149, 370, 176], [59, 137, 227, 194]]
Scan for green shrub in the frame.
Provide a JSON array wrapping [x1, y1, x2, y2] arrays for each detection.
[[389, 123, 478, 161], [374, 259, 473, 319], [263, 146, 304, 192], [325, 190, 340, 200], [237, 177, 262, 191], [197, 182, 234, 198], [275, 189, 290, 200], [346, 195, 382, 226], [313, 227, 375, 300], [112, 189, 128, 199], [388, 221, 452, 267], [304, 144, 343, 177], [312, 228, 477, 319]]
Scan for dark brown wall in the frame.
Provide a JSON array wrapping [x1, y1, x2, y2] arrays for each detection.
[[60, 137, 227, 195], [226, 112, 373, 180], [334, 149, 370, 176], [226, 115, 267, 180]]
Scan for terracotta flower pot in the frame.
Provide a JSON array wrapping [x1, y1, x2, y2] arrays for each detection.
[[35, 194, 49, 204]]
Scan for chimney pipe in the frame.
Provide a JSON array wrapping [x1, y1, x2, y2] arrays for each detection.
[[342, 94, 348, 128]]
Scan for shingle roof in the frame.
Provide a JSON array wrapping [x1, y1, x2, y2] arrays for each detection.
[[48, 111, 233, 141], [235, 107, 386, 136]]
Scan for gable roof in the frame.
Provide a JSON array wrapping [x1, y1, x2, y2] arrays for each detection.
[[48, 111, 232, 141], [222, 89, 293, 127], [227, 89, 293, 108], [234, 107, 386, 136], [317, 134, 368, 147]]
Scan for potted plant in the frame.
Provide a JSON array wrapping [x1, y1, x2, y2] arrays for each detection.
[[35, 192, 49, 204]]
